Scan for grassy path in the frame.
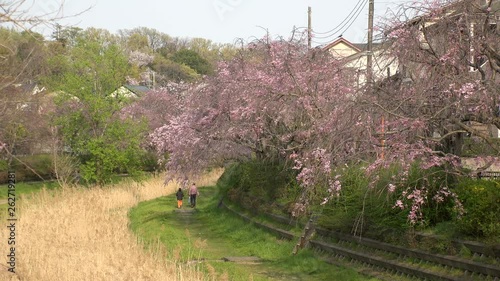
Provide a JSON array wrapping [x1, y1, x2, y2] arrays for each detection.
[[129, 185, 380, 281]]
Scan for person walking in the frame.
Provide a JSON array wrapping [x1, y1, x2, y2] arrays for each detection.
[[189, 183, 199, 208], [175, 188, 184, 209]]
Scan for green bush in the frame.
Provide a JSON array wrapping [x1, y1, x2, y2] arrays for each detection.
[[405, 164, 457, 227], [140, 150, 165, 172], [317, 164, 367, 233], [454, 179, 500, 241], [318, 164, 410, 239], [218, 160, 299, 214], [0, 154, 54, 183], [219, 159, 499, 244], [318, 163, 460, 241]]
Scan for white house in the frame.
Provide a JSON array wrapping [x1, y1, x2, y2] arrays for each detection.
[[322, 37, 399, 88]]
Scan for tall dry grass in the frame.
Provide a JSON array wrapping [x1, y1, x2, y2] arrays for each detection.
[[0, 169, 223, 281]]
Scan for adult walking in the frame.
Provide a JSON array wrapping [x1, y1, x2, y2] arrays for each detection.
[[189, 183, 199, 208]]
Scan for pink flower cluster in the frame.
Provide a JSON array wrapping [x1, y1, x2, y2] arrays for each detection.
[[406, 187, 427, 225]]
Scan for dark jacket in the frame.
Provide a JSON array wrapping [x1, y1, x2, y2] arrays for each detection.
[[176, 190, 184, 200]]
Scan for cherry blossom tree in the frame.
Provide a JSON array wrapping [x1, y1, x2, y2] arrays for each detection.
[[147, 36, 376, 213], [374, 0, 499, 169], [367, 0, 499, 223], [124, 81, 191, 131]]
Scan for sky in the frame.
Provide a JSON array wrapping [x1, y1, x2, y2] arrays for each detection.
[[28, 0, 413, 46]]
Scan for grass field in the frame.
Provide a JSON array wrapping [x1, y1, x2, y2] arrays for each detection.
[[0, 170, 223, 281], [0, 180, 59, 200], [129, 183, 380, 281]]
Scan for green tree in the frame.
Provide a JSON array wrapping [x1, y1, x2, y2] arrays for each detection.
[[46, 28, 147, 185], [152, 55, 199, 83], [187, 37, 238, 67], [171, 49, 212, 75], [51, 24, 83, 48], [126, 33, 150, 52], [121, 27, 172, 53]]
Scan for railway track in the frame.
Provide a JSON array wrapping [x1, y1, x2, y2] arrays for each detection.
[[220, 201, 500, 281]]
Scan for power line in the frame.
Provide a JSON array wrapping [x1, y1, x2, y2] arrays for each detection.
[[311, 0, 368, 45], [308, 6, 312, 48], [311, 0, 368, 40], [337, 0, 369, 38], [311, 0, 366, 35]]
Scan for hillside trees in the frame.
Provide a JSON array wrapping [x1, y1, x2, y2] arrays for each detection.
[[0, 1, 86, 182], [118, 27, 238, 85], [52, 24, 83, 48], [172, 49, 212, 75], [1, 7, 237, 182]]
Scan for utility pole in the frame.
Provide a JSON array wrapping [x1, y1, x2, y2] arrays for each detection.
[[308, 6, 312, 49], [367, 0, 384, 159], [367, 0, 374, 85], [152, 71, 156, 89]]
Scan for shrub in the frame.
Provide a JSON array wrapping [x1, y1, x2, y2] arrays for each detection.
[[318, 163, 410, 239], [220, 160, 497, 244], [217, 159, 299, 213], [318, 163, 460, 241], [454, 179, 500, 241], [0, 154, 54, 183], [140, 150, 164, 172]]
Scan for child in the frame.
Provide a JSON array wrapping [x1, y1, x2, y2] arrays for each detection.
[[176, 188, 184, 209]]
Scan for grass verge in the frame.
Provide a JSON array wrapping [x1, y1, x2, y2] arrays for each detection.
[[0, 180, 59, 200]]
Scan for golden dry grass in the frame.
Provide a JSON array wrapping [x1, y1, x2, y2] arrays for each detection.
[[0, 169, 223, 281]]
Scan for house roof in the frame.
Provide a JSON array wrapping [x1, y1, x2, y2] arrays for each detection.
[[321, 37, 385, 58], [322, 37, 361, 52], [352, 42, 384, 51], [110, 84, 150, 99], [122, 84, 150, 96]]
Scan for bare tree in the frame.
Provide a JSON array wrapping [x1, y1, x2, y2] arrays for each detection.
[[0, 1, 87, 181]]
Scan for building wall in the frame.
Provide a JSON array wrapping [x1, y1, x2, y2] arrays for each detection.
[[342, 49, 399, 87], [327, 42, 359, 59]]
